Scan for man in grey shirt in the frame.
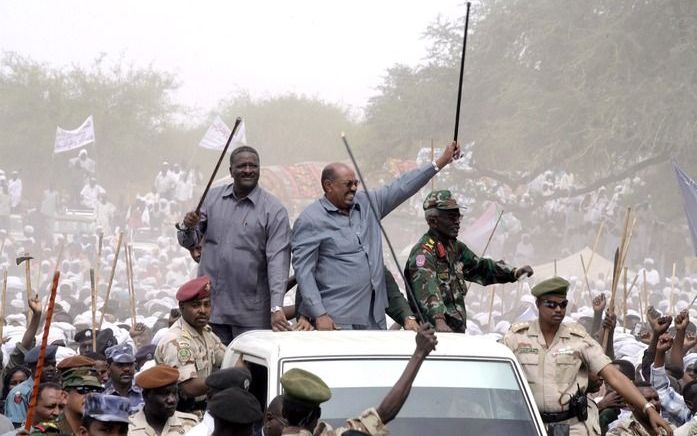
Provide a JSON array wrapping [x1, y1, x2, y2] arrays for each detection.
[[178, 146, 292, 344], [292, 141, 461, 330]]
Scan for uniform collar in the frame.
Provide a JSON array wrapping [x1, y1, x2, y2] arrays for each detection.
[[178, 316, 211, 337], [222, 183, 261, 204]]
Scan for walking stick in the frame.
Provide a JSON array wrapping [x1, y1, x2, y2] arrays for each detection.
[[90, 268, 97, 351], [99, 231, 123, 329], [453, 2, 472, 143], [24, 271, 60, 432]]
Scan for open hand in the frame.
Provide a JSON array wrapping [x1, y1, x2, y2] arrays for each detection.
[[593, 294, 606, 314], [271, 310, 292, 332]]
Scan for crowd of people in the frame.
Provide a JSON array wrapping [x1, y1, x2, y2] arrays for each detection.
[[0, 142, 696, 436]]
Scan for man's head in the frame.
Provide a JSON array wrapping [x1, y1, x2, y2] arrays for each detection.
[[263, 395, 286, 436], [75, 330, 97, 356], [532, 277, 569, 328], [78, 394, 130, 436], [683, 379, 697, 413], [633, 381, 661, 414], [177, 276, 212, 331], [134, 345, 157, 371], [208, 387, 262, 436], [83, 352, 109, 384], [62, 368, 105, 417], [280, 368, 331, 431], [205, 367, 252, 399], [136, 365, 180, 421], [34, 382, 65, 424], [229, 146, 260, 195], [26, 345, 59, 380], [423, 190, 463, 240], [321, 163, 358, 213], [105, 344, 136, 388]]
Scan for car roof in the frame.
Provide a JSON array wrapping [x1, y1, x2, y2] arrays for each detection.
[[229, 330, 517, 362]]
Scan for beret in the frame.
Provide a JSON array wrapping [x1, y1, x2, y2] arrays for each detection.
[[135, 365, 179, 389], [281, 368, 331, 406], [208, 387, 262, 424], [531, 277, 569, 298], [25, 345, 59, 365], [57, 355, 96, 372], [176, 276, 211, 302], [206, 368, 252, 392], [83, 393, 130, 423]]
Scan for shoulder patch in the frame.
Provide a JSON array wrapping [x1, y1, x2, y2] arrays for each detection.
[[510, 322, 530, 333], [415, 254, 426, 267], [178, 348, 192, 362], [565, 322, 588, 337]]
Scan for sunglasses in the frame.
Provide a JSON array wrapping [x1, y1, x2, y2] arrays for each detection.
[[335, 179, 360, 189], [74, 386, 104, 395], [541, 299, 568, 310]]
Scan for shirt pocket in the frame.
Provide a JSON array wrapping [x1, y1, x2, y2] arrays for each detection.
[[517, 352, 540, 385], [554, 354, 580, 385], [326, 228, 361, 255]]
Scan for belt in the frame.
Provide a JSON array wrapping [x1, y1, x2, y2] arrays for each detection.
[[540, 409, 575, 423]]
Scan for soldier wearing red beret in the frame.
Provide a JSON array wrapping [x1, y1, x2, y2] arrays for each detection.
[[154, 276, 226, 415]]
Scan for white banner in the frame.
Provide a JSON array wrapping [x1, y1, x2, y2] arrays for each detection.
[[198, 116, 247, 150], [54, 115, 95, 154]]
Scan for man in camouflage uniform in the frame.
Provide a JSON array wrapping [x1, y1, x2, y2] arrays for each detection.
[[405, 190, 533, 333], [280, 324, 437, 435], [154, 276, 226, 414]]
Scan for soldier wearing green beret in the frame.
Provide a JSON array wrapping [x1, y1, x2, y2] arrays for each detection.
[[405, 190, 533, 333], [503, 277, 672, 436], [56, 367, 105, 435], [280, 324, 437, 435]]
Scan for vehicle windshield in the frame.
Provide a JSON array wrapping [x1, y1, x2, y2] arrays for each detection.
[[281, 358, 539, 436]]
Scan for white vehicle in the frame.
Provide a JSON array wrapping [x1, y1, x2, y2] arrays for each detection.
[[222, 330, 546, 435]]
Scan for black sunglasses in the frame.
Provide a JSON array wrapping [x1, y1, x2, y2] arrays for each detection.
[[541, 299, 568, 310], [75, 386, 104, 395]]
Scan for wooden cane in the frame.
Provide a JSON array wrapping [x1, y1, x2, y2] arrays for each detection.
[[670, 262, 677, 315], [580, 254, 594, 307], [623, 267, 628, 331], [24, 271, 60, 432], [452, 2, 471, 143], [0, 270, 7, 342], [194, 117, 243, 215], [98, 231, 123, 329], [642, 270, 648, 323], [481, 210, 504, 258], [90, 268, 97, 352]]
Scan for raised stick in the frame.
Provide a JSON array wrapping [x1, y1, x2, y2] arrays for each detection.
[[98, 231, 123, 329], [481, 209, 504, 258], [487, 285, 496, 331], [0, 270, 7, 342], [642, 270, 648, 323], [24, 271, 60, 432], [623, 267, 628, 331], [586, 222, 605, 278], [580, 254, 594, 307], [90, 268, 97, 351], [194, 117, 242, 215], [430, 139, 435, 191], [453, 2, 472, 143], [670, 262, 677, 315], [126, 244, 137, 328]]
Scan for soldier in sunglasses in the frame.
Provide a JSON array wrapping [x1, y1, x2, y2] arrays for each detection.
[[503, 277, 672, 436]]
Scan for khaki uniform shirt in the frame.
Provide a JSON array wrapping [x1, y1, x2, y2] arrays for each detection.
[[128, 409, 199, 436], [503, 320, 611, 436], [606, 414, 666, 436], [281, 408, 387, 436], [154, 318, 226, 391]]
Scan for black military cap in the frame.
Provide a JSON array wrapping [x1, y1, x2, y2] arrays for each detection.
[[135, 344, 156, 363], [75, 329, 97, 343], [206, 367, 252, 392], [208, 387, 262, 424], [25, 345, 59, 365]]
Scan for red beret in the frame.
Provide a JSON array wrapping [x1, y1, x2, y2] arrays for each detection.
[[176, 276, 211, 302], [57, 355, 96, 372], [135, 365, 180, 389]]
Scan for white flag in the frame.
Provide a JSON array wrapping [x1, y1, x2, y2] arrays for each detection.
[[54, 115, 96, 153], [198, 116, 247, 150]]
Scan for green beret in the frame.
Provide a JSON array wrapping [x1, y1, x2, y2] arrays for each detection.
[[531, 277, 569, 298], [62, 367, 103, 389], [423, 190, 462, 211], [281, 368, 331, 406]]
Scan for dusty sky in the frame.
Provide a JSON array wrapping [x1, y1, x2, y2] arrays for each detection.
[[0, 0, 465, 116]]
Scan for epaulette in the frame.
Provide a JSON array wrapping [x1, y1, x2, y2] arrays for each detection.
[[565, 322, 587, 337], [175, 411, 200, 422], [510, 321, 530, 333], [421, 238, 435, 254]]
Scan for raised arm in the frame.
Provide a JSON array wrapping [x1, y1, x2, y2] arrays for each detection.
[[376, 324, 437, 424], [671, 310, 689, 372]]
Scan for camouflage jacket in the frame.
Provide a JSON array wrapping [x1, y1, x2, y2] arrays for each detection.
[[405, 230, 517, 331]]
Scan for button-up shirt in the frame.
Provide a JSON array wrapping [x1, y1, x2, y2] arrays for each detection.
[[650, 364, 693, 426], [129, 409, 199, 436], [103, 380, 144, 415], [178, 184, 291, 327], [291, 164, 437, 327], [4, 377, 32, 425]]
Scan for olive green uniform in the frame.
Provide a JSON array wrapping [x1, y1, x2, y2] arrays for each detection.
[[405, 230, 517, 332], [281, 407, 387, 436]]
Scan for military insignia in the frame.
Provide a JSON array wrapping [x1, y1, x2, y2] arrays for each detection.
[[516, 344, 539, 354], [415, 254, 426, 267], [14, 392, 22, 404], [85, 330, 91, 338], [178, 348, 192, 362], [437, 272, 450, 281]]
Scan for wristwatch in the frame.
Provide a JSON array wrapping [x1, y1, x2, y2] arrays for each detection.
[[271, 306, 283, 314]]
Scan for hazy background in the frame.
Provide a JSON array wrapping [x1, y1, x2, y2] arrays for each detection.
[[1, 0, 696, 279]]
